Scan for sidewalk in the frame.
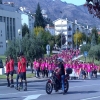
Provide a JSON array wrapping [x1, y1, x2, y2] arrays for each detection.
[[0, 77, 48, 86]]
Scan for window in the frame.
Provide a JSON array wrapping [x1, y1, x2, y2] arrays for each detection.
[[7, 17, 9, 25], [68, 26, 71, 31], [1, 30, 2, 33]]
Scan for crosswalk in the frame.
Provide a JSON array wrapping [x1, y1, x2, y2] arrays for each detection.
[[23, 94, 44, 100]]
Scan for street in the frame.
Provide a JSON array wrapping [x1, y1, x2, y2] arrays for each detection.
[[0, 78, 100, 100]]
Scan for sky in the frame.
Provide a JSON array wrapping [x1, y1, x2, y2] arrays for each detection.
[[61, 0, 86, 5]]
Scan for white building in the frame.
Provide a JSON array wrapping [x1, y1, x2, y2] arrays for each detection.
[[53, 18, 91, 49], [0, 4, 22, 55], [21, 13, 34, 33], [45, 24, 55, 35], [20, 7, 35, 32]]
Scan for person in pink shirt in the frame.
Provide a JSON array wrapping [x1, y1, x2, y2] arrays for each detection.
[[45, 60, 48, 77], [33, 59, 37, 77], [36, 60, 40, 78], [48, 61, 52, 77], [41, 60, 45, 78]]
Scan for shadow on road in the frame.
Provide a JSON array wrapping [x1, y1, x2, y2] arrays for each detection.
[[67, 90, 98, 94], [0, 97, 19, 100], [27, 84, 45, 91]]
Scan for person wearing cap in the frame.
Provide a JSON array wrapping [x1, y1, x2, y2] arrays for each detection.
[[19, 52, 27, 91], [9, 55, 14, 88]]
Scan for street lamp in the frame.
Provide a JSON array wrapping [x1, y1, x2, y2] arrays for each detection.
[[6, 40, 8, 50], [61, 20, 63, 49], [18, 29, 21, 52], [76, 28, 79, 50]]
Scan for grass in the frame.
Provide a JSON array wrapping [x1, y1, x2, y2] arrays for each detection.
[[0, 73, 35, 79], [78, 56, 100, 65]]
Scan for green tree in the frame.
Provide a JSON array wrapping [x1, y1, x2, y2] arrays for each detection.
[[80, 44, 91, 54], [22, 24, 29, 37], [91, 28, 98, 46], [5, 34, 44, 61], [55, 33, 66, 47], [34, 3, 45, 28]]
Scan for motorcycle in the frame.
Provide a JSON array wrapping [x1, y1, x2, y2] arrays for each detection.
[[46, 73, 69, 94], [46, 68, 72, 94]]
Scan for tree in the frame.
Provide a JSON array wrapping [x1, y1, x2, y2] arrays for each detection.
[[44, 18, 54, 27], [73, 31, 83, 47], [91, 28, 98, 46], [55, 33, 66, 47], [5, 34, 44, 61], [22, 24, 29, 37], [34, 3, 45, 28], [34, 26, 44, 36], [80, 44, 91, 54]]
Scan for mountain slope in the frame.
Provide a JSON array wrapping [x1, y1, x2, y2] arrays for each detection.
[[3, 0, 100, 27]]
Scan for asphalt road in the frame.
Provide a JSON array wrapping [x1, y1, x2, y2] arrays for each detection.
[[0, 79, 100, 100]]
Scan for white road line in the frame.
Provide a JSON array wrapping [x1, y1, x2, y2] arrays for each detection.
[[0, 91, 40, 96], [81, 96, 100, 100], [70, 84, 100, 89]]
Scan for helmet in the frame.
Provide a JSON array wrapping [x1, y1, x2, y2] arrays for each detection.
[[57, 58, 63, 62]]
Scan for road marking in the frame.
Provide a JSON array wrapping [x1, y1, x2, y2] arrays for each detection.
[[0, 91, 38, 96], [81, 96, 100, 100], [23, 94, 43, 100], [70, 84, 100, 89]]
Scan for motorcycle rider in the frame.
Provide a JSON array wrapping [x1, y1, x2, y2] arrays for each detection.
[[57, 58, 65, 94]]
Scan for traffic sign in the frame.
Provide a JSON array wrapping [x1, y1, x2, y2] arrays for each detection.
[[46, 44, 50, 51], [84, 51, 88, 57]]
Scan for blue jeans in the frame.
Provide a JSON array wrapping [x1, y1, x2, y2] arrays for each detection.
[[61, 75, 65, 92], [16, 74, 19, 87]]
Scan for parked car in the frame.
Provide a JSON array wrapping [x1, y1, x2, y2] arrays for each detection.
[[0, 59, 3, 68]]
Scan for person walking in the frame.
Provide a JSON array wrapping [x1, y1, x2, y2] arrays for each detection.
[[19, 52, 27, 91], [9, 55, 14, 88], [5, 57, 10, 87], [15, 55, 22, 90]]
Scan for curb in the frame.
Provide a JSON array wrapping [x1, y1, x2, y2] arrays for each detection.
[[0, 79, 48, 86]]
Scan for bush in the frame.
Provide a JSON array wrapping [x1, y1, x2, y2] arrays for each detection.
[[80, 44, 91, 54]]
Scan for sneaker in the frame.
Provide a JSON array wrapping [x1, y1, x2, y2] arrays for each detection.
[[10, 84, 14, 88], [15, 87, 18, 90], [24, 87, 27, 91], [7, 84, 10, 87]]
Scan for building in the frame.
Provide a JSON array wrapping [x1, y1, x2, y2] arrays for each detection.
[[53, 18, 91, 49], [0, 3, 22, 55], [20, 7, 35, 33], [45, 24, 55, 35], [21, 13, 34, 33]]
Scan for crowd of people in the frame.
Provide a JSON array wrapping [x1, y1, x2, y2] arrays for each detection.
[[5, 49, 98, 91], [33, 49, 98, 79]]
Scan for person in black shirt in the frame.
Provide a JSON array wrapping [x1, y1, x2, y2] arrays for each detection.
[[57, 58, 65, 94]]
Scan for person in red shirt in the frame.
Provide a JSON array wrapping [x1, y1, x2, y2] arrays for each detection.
[[15, 54, 22, 90], [5, 57, 10, 87], [9, 55, 14, 88], [19, 52, 27, 91]]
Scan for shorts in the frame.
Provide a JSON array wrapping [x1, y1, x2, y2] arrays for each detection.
[[10, 71, 14, 76], [6, 72, 10, 77], [20, 72, 26, 80]]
